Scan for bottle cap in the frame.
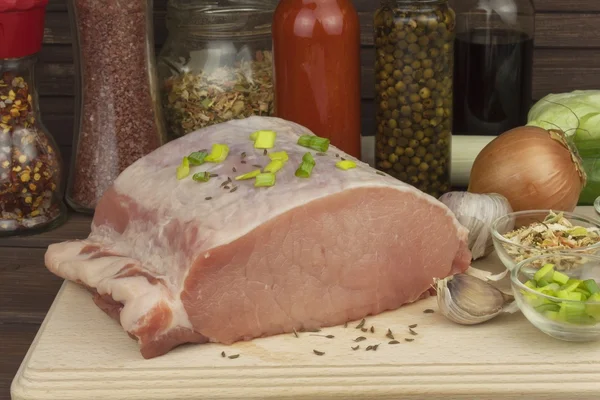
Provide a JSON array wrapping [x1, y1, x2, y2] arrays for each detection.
[[0, 0, 49, 59]]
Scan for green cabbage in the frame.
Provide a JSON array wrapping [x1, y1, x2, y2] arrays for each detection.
[[527, 90, 600, 156], [527, 90, 600, 204]]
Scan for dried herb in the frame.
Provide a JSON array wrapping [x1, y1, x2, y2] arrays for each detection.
[[351, 345, 360, 351], [263, 149, 268, 156], [344, 322, 348, 328], [389, 340, 400, 345], [221, 351, 226, 358], [355, 319, 366, 329], [230, 186, 238, 193], [209, 173, 219, 178], [366, 345, 373, 351], [220, 181, 229, 188], [205, 197, 212, 200], [232, 166, 237, 173], [0, 72, 62, 232], [307, 328, 321, 333], [310, 334, 335, 339], [163, 50, 274, 139], [228, 354, 240, 359], [501, 211, 600, 269], [405, 338, 414, 342], [409, 324, 418, 329], [373, 344, 380, 351], [293, 328, 299, 338], [241, 160, 247, 164], [252, 164, 262, 168], [370, 326, 375, 334], [386, 329, 395, 340], [241, 152, 247, 159], [409, 328, 418, 336], [313, 350, 325, 356], [376, 171, 386, 176], [354, 336, 367, 342], [361, 328, 368, 333], [223, 186, 230, 190], [424, 309, 435, 314]]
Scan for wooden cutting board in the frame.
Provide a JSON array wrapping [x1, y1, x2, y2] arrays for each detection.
[[11, 208, 600, 400]]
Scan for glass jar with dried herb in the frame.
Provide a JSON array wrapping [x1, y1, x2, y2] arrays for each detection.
[[0, 0, 67, 237], [157, 0, 277, 141], [374, 0, 455, 199]]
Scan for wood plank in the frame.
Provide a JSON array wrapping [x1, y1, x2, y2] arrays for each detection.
[[0, 248, 64, 324], [533, 0, 600, 12], [43, 11, 600, 48], [0, 213, 91, 249], [0, 323, 42, 400]]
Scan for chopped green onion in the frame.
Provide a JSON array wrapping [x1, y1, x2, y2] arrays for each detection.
[[336, 160, 357, 170], [534, 263, 554, 283], [264, 160, 285, 174], [302, 152, 315, 165], [176, 157, 190, 180], [552, 270, 570, 285], [297, 135, 330, 152], [188, 151, 208, 166], [249, 131, 259, 141], [255, 173, 276, 187], [252, 130, 277, 149], [205, 144, 230, 163], [584, 279, 600, 295], [295, 152, 316, 178], [192, 171, 211, 182], [235, 169, 261, 181], [269, 151, 289, 162]]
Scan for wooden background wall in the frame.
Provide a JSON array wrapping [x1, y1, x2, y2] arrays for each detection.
[[39, 0, 600, 170]]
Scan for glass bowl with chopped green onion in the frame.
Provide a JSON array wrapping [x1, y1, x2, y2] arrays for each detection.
[[491, 210, 600, 272], [511, 253, 600, 342]]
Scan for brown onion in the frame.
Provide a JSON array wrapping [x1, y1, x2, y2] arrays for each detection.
[[468, 126, 587, 212]]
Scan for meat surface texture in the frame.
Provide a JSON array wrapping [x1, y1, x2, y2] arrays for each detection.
[[45, 116, 471, 359]]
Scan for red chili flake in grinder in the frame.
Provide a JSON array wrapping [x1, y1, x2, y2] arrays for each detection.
[[66, 0, 166, 212], [0, 71, 62, 233]]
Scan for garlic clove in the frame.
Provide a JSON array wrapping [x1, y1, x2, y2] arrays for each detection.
[[435, 273, 513, 326]]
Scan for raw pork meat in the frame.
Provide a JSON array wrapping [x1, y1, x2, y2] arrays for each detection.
[[45, 117, 471, 359]]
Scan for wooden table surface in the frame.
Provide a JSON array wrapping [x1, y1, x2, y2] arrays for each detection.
[[0, 213, 92, 400]]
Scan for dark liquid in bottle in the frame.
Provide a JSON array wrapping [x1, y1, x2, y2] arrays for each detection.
[[453, 28, 534, 136]]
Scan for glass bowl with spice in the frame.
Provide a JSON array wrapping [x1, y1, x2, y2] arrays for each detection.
[[157, 0, 277, 141], [492, 210, 600, 272], [512, 253, 600, 342], [0, 0, 67, 236]]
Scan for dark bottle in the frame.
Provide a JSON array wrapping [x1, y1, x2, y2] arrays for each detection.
[[451, 0, 534, 136]]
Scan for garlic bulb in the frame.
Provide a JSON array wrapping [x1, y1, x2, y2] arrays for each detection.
[[439, 191, 513, 260], [435, 274, 514, 325]]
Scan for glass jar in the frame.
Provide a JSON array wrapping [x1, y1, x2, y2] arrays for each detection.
[[451, 0, 535, 137], [157, 0, 277, 141], [0, 0, 67, 237], [374, 0, 455, 198], [272, 0, 362, 159], [66, 0, 167, 213]]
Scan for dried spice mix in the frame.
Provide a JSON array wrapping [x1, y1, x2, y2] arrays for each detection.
[[0, 71, 64, 233], [66, 0, 166, 212], [0, 0, 66, 236]]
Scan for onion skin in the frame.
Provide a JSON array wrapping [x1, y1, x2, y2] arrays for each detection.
[[468, 126, 586, 213]]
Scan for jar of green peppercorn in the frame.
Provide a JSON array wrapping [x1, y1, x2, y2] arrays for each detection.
[[374, 0, 455, 198]]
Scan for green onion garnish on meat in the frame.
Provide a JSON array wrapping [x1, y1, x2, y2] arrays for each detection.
[[192, 172, 211, 182], [176, 157, 190, 180], [255, 173, 276, 187], [264, 160, 285, 174], [252, 130, 277, 149], [188, 151, 208, 166], [295, 152, 316, 178], [297, 135, 330, 152], [205, 144, 230, 163], [235, 169, 261, 181], [336, 160, 357, 170], [269, 151, 289, 162]]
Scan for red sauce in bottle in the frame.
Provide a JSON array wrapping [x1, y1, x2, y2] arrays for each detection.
[[272, 0, 362, 159]]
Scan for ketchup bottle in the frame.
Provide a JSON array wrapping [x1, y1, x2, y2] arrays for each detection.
[[272, 0, 362, 159]]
